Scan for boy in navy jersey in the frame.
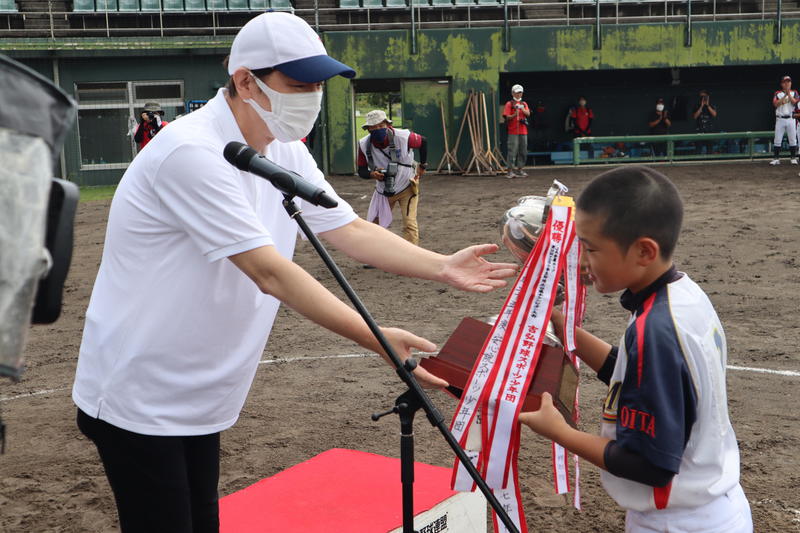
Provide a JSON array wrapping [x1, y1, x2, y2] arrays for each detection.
[[519, 166, 752, 532]]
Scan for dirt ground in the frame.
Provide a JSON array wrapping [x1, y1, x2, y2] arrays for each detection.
[[1, 162, 799, 532]]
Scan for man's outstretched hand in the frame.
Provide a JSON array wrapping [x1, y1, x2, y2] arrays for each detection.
[[440, 244, 518, 293], [379, 327, 448, 389]]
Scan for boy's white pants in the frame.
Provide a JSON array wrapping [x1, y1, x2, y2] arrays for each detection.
[[625, 483, 752, 533], [774, 117, 798, 147]]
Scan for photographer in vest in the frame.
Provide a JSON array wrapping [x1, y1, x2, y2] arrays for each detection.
[[357, 110, 427, 245]]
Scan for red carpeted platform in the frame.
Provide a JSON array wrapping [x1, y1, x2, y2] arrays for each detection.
[[219, 448, 482, 533]]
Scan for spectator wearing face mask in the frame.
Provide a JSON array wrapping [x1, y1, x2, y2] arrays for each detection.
[[569, 96, 595, 158], [503, 84, 530, 178], [692, 90, 717, 156], [357, 109, 427, 246], [648, 98, 672, 156]]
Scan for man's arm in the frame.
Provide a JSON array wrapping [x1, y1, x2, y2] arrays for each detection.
[[356, 145, 381, 180], [407, 132, 427, 165], [663, 114, 672, 127], [691, 104, 702, 120], [228, 245, 447, 388], [774, 92, 785, 107], [648, 114, 662, 128], [706, 104, 717, 118], [417, 135, 428, 167], [522, 102, 531, 117], [356, 145, 372, 180], [408, 133, 428, 178], [133, 122, 145, 143], [320, 218, 518, 293]]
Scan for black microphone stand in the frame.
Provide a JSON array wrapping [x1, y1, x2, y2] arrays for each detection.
[[281, 194, 519, 533]]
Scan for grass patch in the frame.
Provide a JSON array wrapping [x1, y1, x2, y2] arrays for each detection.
[[79, 185, 117, 203]]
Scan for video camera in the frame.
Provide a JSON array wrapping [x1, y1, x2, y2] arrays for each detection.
[[0, 54, 78, 382]]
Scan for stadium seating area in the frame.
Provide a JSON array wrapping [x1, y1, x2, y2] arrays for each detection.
[[0, 0, 785, 39], [339, 0, 520, 6], [73, 0, 289, 11]]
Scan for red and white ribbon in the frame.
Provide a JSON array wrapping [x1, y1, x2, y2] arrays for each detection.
[[552, 442, 570, 494], [449, 202, 578, 533], [552, 227, 583, 495]]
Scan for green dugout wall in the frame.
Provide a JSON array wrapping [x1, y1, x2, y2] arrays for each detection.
[[7, 40, 230, 185], [4, 19, 800, 183], [323, 20, 800, 173]]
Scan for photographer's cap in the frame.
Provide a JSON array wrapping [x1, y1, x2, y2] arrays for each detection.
[[782, 75, 792, 82], [228, 12, 355, 83], [362, 109, 392, 129], [511, 84, 524, 94]]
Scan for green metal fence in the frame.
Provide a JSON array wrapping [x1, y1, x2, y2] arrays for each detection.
[[572, 131, 779, 165]]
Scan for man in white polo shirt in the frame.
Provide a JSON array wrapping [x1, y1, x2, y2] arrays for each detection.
[[72, 13, 517, 533]]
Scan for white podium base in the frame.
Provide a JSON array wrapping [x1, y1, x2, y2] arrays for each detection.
[[388, 490, 487, 533]]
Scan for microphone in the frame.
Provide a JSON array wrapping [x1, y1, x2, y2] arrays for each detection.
[[223, 142, 338, 209]]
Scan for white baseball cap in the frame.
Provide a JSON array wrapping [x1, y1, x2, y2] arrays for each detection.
[[227, 12, 356, 83], [511, 84, 524, 94], [361, 109, 392, 129]]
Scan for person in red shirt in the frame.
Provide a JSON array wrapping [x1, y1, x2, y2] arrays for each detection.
[[133, 102, 169, 151], [569, 96, 595, 158], [503, 84, 530, 178], [356, 110, 427, 246]]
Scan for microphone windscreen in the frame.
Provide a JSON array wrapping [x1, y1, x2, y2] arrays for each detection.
[[223, 141, 256, 170]]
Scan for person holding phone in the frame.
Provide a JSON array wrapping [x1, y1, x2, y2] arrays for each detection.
[[648, 98, 671, 157], [692, 90, 717, 156]]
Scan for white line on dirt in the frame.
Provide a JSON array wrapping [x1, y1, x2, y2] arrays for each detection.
[[726, 365, 800, 377], [0, 387, 69, 402], [1, 356, 797, 403], [257, 352, 376, 365]]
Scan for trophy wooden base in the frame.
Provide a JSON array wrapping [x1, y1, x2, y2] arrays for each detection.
[[420, 317, 578, 427]]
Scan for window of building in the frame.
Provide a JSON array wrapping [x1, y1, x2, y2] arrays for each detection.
[[76, 80, 184, 170]]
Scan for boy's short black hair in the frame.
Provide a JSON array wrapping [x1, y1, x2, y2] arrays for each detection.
[[577, 166, 683, 259]]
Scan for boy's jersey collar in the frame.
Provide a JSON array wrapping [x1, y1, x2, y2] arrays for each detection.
[[620, 265, 682, 312]]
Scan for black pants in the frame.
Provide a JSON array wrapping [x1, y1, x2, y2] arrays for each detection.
[[77, 409, 221, 533], [695, 138, 714, 155], [651, 141, 667, 157]]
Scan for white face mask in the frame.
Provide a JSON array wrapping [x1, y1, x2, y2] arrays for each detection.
[[656, 104, 665, 112], [244, 74, 322, 143], [513, 96, 522, 102]]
